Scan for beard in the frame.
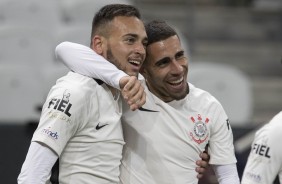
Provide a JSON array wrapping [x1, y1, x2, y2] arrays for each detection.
[[106, 46, 139, 77], [106, 48, 122, 70]]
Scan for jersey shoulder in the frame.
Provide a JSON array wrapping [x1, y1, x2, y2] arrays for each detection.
[[263, 111, 282, 140], [44, 72, 104, 112], [188, 83, 223, 109]]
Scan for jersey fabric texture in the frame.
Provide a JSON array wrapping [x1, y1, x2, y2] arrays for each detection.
[[120, 82, 237, 184], [32, 71, 124, 184], [241, 111, 282, 184]]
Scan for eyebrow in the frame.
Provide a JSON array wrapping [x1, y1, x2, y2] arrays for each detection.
[[175, 50, 184, 57], [122, 33, 148, 42], [155, 50, 185, 66], [123, 33, 138, 38], [123, 33, 147, 39], [155, 57, 170, 66]]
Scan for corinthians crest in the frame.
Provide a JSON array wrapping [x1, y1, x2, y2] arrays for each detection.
[[189, 114, 209, 144]]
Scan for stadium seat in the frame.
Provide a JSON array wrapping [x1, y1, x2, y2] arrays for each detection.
[[188, 62, 253, 126], [59, 0, 133, 25], [0, 65, 44, 123], [39, 64, 69, 99], [54, 24, 91, 49], [0, 0, 61, 28], [0, 26, 55, 66]]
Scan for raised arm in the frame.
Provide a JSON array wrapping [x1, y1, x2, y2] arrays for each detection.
[[55, 42, 128, 90], [55, 42, 146, 110]]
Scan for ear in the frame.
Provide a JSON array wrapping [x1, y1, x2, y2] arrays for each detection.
[[91, 35, 105, 55]]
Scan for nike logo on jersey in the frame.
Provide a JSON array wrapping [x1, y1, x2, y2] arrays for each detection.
[[138, 107, 159, 112], [96, 123, 108, 130]]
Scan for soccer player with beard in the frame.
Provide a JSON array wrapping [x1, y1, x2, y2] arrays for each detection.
[[55, 20, 240, 183], [18, 4, 147, 184]]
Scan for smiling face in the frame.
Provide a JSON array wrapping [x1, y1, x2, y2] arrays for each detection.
[[141, 35, 189, 102], [92, 16, 147, 77]]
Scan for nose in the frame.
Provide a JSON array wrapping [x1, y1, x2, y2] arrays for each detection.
[[171, 60, 183, 74], [134, 43, 146, 56]]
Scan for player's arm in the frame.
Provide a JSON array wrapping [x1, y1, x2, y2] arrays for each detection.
[[212, 164, 240, 184], [195, 145, 238, 182], [119, 76, 146, 110], [55, 42, 127, 90], [208, 103, 240, 183], [55, 42, 145, 110], [17, 142, 58, 184], [241, 112, 282, 183]]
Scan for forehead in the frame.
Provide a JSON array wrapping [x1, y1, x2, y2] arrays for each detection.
[[147, 35, 182, 61], [109, 16, 146, 36]]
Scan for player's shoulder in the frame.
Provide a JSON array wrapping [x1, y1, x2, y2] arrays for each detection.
[[48, 72, 102, 103], [265, 111, 282, 135], [58, 71, 99, 87], [271, 111, 282, 124], [188, 83, 221, 106]]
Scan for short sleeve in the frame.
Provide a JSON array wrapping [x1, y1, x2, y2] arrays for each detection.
[[241, 122, 282, 183], [32, 84, 91, 155], [208, 103, 237, 165]]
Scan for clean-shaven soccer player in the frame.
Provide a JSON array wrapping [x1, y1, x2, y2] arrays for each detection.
[[241, 111, 282, 183], [55, 20, 240, 184]]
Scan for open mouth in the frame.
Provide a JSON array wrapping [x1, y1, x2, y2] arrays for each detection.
[[129, 60, 141, 66], [168, 77, 184, 86]]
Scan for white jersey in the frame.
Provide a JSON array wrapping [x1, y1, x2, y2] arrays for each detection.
[[241, 111, 282, 184], [55, 42, 238, 184], [32, 71, 124, 184], [120, 83, 237, 184]]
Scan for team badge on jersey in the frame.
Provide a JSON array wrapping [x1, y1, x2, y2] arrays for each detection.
[[189, 114, 209, 144]]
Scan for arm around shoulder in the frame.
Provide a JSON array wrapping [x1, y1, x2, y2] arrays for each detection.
[[55, 41, 128, 89]]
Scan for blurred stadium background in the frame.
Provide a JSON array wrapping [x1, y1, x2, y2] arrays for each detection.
[[0, 0, 281, 183]]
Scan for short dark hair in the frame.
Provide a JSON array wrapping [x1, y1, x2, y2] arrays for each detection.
[[90, 4, 141, 40], [145, 20, 178, 46]]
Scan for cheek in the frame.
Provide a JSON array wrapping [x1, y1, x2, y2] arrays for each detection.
[[148, 71, 163, 84], [113, 44, 130, 56]]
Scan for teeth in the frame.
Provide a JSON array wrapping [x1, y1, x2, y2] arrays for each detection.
[[170, 77, 183, 84], [129, 60, 140, 65]]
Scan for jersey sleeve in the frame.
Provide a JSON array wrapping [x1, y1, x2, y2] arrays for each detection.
[[241, 113, 282, 183], [212, 164, 240, 184], [17, 142, 58, 184], [208, 103, 237, 165], [31, 84, 91, 155], [55, 42, 128, 89]]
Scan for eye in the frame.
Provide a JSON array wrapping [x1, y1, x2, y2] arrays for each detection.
[[124, 37, 135, 44], [175, 51, 185, 60], [156, 58, 170, 67]]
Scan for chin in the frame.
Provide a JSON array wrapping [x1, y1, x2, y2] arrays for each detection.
[[173, 91, 187, 100]]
